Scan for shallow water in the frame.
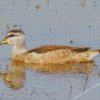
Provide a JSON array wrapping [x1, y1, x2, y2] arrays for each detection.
[[0, 58, 100, 100], [0, 0, 100, 100]]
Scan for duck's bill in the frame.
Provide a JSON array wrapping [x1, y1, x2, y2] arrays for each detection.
[[0, 38, 8, 45]]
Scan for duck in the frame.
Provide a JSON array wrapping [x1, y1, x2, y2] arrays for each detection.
[[0, 29, 100, 64]]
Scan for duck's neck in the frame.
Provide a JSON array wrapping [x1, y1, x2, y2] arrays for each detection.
[[12, 44, 27, 58]]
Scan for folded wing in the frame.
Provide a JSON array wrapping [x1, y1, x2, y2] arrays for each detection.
[[27, 45, 90, 54]]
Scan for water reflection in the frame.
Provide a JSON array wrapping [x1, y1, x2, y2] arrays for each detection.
[[27, 62, 95, 75], [0, 61, 26, 89], [0, 61, 96, 90]]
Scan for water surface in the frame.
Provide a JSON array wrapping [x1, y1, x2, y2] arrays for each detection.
[[0, 0, 100, 100]]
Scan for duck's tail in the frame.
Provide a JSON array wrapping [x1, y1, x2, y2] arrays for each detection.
[[97, 50, 100, 52], [93, 49, 100, 53]]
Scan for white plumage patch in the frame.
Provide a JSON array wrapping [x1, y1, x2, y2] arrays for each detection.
[[88, 52, 99, 60]]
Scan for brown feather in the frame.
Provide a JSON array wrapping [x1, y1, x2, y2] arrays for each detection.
[[74, 48, 90, 53], [27, 45, 90, 54], [94, 49, 100, 53]]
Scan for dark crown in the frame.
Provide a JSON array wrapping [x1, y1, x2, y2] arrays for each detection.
[[8, 29, 25, 34]]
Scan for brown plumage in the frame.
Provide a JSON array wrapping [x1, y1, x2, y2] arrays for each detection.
[[96, 49, 100, 52], [27, 45, 90, 53]]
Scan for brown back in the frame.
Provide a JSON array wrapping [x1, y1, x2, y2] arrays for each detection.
[[27, 45, 90, 53]]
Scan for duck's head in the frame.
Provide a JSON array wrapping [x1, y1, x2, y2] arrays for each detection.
[[0, 29, 26, 46]]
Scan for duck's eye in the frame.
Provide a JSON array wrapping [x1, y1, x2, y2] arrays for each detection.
[[6, 34, 17, 38]]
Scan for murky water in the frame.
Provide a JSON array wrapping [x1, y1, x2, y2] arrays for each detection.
[[0, 0, 100, 100]]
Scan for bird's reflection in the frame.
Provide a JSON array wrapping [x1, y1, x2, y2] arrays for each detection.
[[27, 62, 96, 75], [0, 61, 26, 89], [0, 60, 96, 89]]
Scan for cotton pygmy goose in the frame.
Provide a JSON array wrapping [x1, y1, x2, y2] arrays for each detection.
[[0, 29, 100, 64]]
